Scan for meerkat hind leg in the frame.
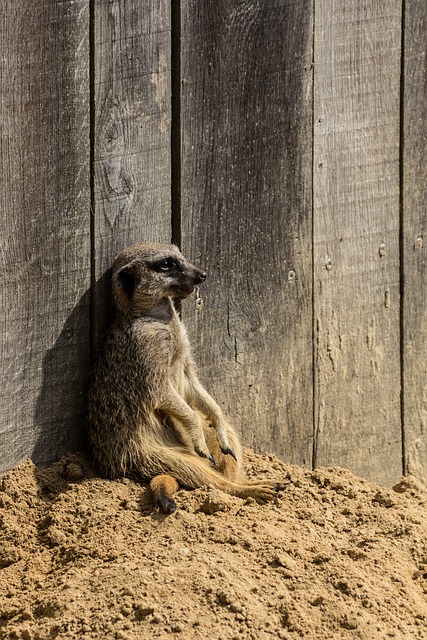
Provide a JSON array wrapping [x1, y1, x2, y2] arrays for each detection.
[[237, 480, 286, 504], [149, 472, 280, 512], [145, 446, 282, 512]]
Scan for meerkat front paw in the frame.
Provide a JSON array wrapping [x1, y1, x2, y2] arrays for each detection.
[[219, 446, 238, 462], [214, 429, 238, 462], [194, 444, 216, 466]]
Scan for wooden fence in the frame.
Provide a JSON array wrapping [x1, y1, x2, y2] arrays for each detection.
[[0, 0, 425, 487]]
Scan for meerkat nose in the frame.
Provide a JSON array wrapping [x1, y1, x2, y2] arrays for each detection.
[[197, 271, 207, 283]]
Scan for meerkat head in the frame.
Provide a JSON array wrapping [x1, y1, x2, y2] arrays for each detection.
[[111, 243, 207, 313]]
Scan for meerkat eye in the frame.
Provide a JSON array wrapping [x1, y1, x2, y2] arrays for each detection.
[[152, 258, 178, 272]]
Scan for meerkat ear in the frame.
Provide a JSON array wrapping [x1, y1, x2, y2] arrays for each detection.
[[116, 263, 139, 299]]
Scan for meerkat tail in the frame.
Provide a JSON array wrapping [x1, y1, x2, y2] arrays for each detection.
[[149, 474, 179, 514]]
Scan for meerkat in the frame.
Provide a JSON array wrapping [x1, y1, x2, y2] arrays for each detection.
[[89, 242, 282, 514]]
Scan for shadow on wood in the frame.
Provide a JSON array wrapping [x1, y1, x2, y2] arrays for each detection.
[[91, 267, 114, 364], [32, 266, 116, 467], [32, 288, 91, 467]]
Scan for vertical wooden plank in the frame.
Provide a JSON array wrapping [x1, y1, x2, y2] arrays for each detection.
[[313, 1, 402, 485], [402, 1, 427, 483], [180, 1, 314, 465], [92, 0, 172, 346], [0, 1, 91, 472]]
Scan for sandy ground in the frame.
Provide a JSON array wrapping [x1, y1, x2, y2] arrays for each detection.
[[0, 449, 426, 640]]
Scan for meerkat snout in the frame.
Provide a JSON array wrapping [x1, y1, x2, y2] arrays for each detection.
[[196, 270, 207, 283]]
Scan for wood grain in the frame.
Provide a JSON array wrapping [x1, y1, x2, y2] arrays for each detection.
[[0, 0, 91, 471], [0, 0, 424, 485], [402, 0, 427, 483], [180, 0, 314, 465], [92, 0, 172, 348], [313, 0, 402, 485]]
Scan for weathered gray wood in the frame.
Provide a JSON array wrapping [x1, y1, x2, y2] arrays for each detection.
[[0, 0, 423, 487], [0, 0, 91, 472], [180, 0, 314, 465], [313, 0, 402, 485], [92, 0, 172, 348], [402, 0, 427, 483]]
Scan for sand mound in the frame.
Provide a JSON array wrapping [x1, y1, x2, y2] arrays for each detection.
[[1, 450, 426, 639]]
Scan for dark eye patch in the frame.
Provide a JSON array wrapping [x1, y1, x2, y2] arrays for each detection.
[[151, 258, 180, 272]]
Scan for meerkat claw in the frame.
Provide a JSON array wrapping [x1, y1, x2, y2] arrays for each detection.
[[274, 482, 286, 492], [194, 447, 215, 466], [221, 447, 238, 462]]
